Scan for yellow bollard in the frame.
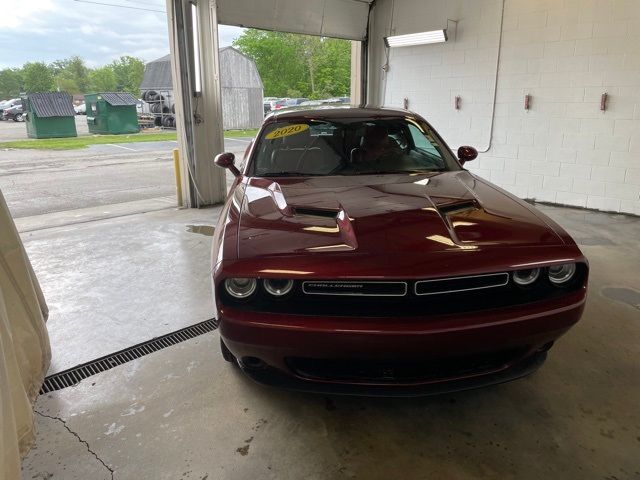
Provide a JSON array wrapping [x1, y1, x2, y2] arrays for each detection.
[[172, 148, 183, 207]]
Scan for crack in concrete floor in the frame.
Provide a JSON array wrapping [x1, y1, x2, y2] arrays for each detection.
[[35, 411, 115, 480]]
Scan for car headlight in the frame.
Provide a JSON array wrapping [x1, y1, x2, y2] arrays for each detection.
[[263, 278, 294, 296], [548, 263, 576, 285], [224, 278, 257, 299], [512, 268, 541, 286]]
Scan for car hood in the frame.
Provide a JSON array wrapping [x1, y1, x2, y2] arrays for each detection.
[[236, 171, 565, 259]]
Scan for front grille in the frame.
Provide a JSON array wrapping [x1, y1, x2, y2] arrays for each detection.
[[415, 272, 509, 295], [302, 280, 407, 296], [287, 348, 526, 383]]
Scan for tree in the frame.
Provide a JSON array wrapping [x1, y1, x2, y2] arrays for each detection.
[[55, 77, 80, 94], [110, 56, 145, 96], [234, 30, 311, 97], [89, 66, 117, 92], [22, 62, 55, 93], [60, 56, 90, 93], [313, 38, 351, 98], [0, 68, 24, 98], [233, 29, 351, 99]]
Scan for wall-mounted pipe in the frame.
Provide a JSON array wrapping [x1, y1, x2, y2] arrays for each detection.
[[478, 0, 506, 153]]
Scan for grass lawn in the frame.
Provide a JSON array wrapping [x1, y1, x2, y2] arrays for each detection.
[[0, 129, 258, 150]]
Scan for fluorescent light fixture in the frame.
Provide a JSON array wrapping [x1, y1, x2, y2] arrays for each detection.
[[384, 29, 447, 48], [191, 3, 202, 94]]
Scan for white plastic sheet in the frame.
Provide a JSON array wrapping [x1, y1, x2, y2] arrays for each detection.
[[0, 188, 50, 480]]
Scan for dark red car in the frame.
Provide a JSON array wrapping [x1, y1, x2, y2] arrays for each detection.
[[211, 107, 588, 396]]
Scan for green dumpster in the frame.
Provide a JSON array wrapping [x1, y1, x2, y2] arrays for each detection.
[[85, 92, 139, 135], [24, 92, 77, 139]]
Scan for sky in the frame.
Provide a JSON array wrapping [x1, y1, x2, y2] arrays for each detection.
[[0, 0, 245, 69]]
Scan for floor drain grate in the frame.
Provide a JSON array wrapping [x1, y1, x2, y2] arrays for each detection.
[[40, 319, 217, 394]]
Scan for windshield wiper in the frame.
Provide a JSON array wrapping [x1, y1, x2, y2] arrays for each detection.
[[353, 169, 445, 175], [261, 172, 325, 177]]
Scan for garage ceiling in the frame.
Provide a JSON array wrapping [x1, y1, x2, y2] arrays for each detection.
[[217, 0, 373, 41]]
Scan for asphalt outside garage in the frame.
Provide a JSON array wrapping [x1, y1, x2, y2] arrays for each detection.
[[0, 115, 90, 141], [0, 130, 249, 223]]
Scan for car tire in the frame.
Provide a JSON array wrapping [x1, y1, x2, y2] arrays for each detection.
[[15, 114, 23, 122], [220, 338, 236, 363]]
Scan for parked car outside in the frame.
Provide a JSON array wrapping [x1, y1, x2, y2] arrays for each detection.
[[2, 104, 24, 122], [299, 100, 323, 107], [0, 98, 22, 119], [211, 106, 588, 396], [285, 98, 309, 107], [266, 99, 280, 110], [74, 103, 86, 115], [272, 99, 289, 111]]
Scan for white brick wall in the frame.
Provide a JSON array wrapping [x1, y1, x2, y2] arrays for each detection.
[[377, 0, 640, 215]]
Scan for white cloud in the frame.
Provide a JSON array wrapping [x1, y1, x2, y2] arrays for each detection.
[[0, 0, 244, 69], [1, 0, 56, 28]]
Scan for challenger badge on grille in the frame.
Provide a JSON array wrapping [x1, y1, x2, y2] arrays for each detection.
[[302, 281, 407, 296]]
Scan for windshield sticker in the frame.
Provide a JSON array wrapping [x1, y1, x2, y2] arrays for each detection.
[[265, 124, 309, 140]]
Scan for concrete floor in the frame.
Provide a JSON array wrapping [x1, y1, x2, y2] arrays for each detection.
[[21, 204, 640, 479], [23, 207, 221, 374]]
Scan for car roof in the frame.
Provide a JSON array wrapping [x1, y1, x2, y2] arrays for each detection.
[[267, 106, 415, 122]]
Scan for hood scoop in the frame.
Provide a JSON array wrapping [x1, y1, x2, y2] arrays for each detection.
[[438, 200, 479, 216], [291, 204, 358, 252], [292, 207, 338, 219]]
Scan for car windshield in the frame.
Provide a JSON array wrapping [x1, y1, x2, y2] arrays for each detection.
[[250, 117, 460, 177]]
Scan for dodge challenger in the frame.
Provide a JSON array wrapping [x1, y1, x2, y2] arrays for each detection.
[[211, 107, 588, 396]]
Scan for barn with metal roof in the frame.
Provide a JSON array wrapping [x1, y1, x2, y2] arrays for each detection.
[[140, 47, 264, 130]]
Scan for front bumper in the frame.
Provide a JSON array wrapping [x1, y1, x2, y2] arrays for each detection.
[[218, 290, 586, 396], [237, 350, 548, 397]]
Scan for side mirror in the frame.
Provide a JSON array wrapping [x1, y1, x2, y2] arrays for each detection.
[[214, 152, 240, 177], [457, 146, 478, 164]]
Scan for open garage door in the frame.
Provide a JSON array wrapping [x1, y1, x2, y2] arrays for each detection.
[[217, 0, 372, 41], [167, 0, 371, 208]]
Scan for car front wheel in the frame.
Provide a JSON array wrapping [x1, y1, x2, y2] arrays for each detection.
[[15, 113, 23, 122]]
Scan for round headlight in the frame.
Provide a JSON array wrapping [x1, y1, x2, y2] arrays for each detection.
[[224, 278, 257, 299], [512, 268, 541, 286], [263, 278, 294, 297], [548, 263, 576, 285]]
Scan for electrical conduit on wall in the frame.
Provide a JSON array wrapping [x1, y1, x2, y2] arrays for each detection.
[[381, 0, 506, 153]]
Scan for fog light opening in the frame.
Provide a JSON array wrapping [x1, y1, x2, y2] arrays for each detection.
[[538, 341, 554, 353], [242, 356, 266, 369]]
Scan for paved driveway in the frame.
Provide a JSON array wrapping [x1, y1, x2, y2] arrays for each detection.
[[0, 138, 251, 219], [0, 115, 90, 141]]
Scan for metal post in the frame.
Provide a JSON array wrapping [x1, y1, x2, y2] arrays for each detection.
[[166, 0, 226, 208], [173, 148, 184, 207]]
